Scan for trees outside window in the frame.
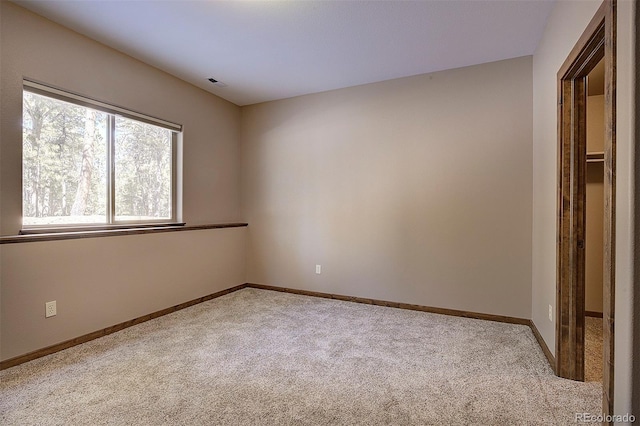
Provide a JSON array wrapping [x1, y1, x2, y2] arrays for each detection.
[[115, 116, 172, 221], [22, 86, 179, 228]]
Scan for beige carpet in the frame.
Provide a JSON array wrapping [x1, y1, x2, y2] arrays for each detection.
[[584, 316, 603, 383], [1, 288, 601, 425]]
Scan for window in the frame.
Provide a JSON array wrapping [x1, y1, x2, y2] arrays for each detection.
[[22, 80, 181, 229]]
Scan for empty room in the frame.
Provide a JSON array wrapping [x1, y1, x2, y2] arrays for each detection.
[[0, 0, 637, 424]]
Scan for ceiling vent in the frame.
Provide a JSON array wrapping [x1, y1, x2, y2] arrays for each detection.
[[208, 78, 227, 88]]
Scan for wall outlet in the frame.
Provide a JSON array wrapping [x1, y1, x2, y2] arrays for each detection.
[[45, 301, 57, 318], [548, 304, 553, 321], [315, 264, 321, 274]]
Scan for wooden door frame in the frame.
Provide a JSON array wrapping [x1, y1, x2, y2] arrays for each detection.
[[556, 0, 616, 417]]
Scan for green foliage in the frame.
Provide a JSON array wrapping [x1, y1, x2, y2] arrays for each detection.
[[114, 117, 172, 220], [23, 91, 173, 225], [23, 92, 107, 224]]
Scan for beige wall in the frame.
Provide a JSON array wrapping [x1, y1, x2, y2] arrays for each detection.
[[532, 0, 636, 415], [1, 1, 636, 411], [0, 2, 241, 234], [0, 0, 4, 366], [585, 95, 604, 313], [1, 228, 246, 360], [615, 0, 637, 414], [587, 94, 606, 153], [0, 3, 246, 361], [240, 57, 533, 319], [585, 163, 604, 313], [634, 0, 640, 413]]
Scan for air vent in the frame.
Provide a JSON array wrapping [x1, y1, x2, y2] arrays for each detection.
[[208, 78, 227, 88]]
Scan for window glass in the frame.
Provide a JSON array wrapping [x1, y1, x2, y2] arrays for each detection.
[[23, 91, 108, 226], [22, 85, 179, 229], [114, 116, 172, 221]]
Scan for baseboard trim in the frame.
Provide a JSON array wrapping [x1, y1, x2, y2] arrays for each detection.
[[529, 319, 556, 373], [2, 281, 556, 374], [245, 283, 530, 325], [0, 283, 248, 370], [585, 310, 604, 318], [246, 283, 559, 371]]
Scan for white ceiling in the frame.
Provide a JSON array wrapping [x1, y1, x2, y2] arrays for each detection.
[[14, 0, 556, 106]]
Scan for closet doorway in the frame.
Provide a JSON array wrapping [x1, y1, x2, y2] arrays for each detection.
[[584, 59, 605, 384], [555, 0, 616, 418]]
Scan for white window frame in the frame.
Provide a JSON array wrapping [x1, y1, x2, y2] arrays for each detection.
[[22, 79, 183, 231]]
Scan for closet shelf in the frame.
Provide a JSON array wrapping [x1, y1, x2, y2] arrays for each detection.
[[587, 151, 604, 163]]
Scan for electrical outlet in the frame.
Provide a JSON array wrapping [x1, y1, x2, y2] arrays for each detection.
[[45, 301, 57, 318], [315, 264, 321, 274], [548, 304, 553, 321]]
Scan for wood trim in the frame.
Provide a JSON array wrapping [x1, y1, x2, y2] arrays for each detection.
[[0, 222, 248, 244], [601, 0, 616, 418], [556, 7, 605, 384], [246, 283, 530, 325], [19, 222, 187, 234], [585, 310, 604, 318], [247, 283, 557, 371], [530, 320, 556, 373], [557, 1, 608, 80], [555, 0, 615, 419], [2, 281, 554, 381], [0, 284, 248, 370]]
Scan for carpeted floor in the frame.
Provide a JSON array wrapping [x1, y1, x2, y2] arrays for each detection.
[[1, 288, 601, 425], [584, 316, 603, 383]]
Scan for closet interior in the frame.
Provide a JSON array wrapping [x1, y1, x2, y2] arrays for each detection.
[[584, 58, 605, 383]]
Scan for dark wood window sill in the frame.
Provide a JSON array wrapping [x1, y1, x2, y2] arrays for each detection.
[[0, 223, 248, 244]]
